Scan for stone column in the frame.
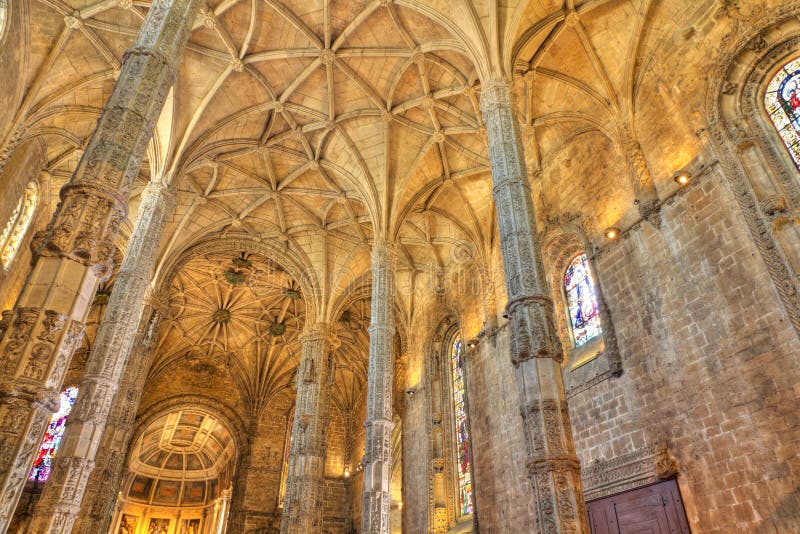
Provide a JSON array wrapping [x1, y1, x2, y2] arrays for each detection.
[[280, 323, 336, 534], [28, 181, 175, 533], [216, 488, 232, 534], [480, 80, 588, 533], [0, 0, 201, 528], [226, 433, 252, 533], [360, 241, 396, 534], [71, 302, 167, 533]]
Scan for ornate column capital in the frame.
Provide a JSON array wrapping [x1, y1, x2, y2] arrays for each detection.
[[478, 78, 514, 120]]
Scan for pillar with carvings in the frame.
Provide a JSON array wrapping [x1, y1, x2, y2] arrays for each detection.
[[479, 79, 588, 533], [28, 181, 176, 532], [71, 299, 167, 533], [0, 0, 201, 528], [360, 241, 396, 534], [280, 323, 336, 534]]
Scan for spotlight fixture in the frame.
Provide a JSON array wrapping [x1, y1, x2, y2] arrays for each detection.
[[604, 227, 620, 240], [673, 170, 691, 186]]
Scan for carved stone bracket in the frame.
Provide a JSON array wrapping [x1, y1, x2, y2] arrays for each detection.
[[581, 442, 678, 502]]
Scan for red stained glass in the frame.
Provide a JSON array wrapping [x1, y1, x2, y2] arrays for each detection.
[[765, 57, 800, 169], [450, 336, 473, 516], [28, 386, 79, 482]]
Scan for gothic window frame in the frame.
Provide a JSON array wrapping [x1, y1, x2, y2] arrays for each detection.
[[0, 180, 39, 270], [444, 330, 474, 521]]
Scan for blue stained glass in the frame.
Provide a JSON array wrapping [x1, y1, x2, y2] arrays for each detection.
[[450, 336, 473, 516], [28, 386, 79, 482], [564, 254, 602, 347], [764, 57, 800, 169]]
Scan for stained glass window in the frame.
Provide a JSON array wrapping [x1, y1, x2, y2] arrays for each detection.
[[765, 56, 800, 169], [564, 254, 602, 347], [0, 181, 38, 270], [28, 386, 79, 482], [0, 0, 7, 42], [450, 335, 473, 516]]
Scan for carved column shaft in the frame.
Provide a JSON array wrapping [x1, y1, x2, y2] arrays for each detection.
[[480, 80, 588, 534], [280, 323, 336, 534], [0, 0, 200, 529], [29, 181, 175, 533], [361, 242, 396, 534], [71, 305, 166, 533]]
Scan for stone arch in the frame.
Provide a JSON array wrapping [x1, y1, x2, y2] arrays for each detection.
[[542, 225, 622, 390], [421, 315, 477, 533], [705, 12, 800, 339]]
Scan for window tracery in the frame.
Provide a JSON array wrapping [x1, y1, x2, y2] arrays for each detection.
[[28, 386, 79, 482], [0, 180, 38, 270], [563, 254, 602, 347], [450, 335, 473, 517], [765, 56, 800, 169]]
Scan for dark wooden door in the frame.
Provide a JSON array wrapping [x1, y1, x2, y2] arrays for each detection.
[[586, 479, 691, 534]]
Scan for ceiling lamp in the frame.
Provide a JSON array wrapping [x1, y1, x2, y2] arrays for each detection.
[[604, 227, 620, 240]]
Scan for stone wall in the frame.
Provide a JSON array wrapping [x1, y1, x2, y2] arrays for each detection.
[[566, 168, 800, 532], [463, 330, 537, 532], [0, 139, 47, 309]]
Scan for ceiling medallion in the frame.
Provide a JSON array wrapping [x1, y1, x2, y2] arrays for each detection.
[[224, 269, 245, 285], [269, 323, 286, 336], [212, 308, 232, 324], [283, 288, 301, 300], [232, 253, 253, 269]]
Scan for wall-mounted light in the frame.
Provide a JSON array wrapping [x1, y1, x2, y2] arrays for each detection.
[[405, 387, 417, 400], [604, 227, 620, 240], [343, 466, 351, 478], [673, 170, 691, 186], [467, 339, 478, 349]]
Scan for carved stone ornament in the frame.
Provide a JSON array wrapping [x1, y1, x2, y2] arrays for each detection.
[[581, 442, 679, 502]]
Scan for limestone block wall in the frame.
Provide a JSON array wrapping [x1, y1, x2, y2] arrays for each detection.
[[567, 168, 800, 532], [463, 331, 537, 532]]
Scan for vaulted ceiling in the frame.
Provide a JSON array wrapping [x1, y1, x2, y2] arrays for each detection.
[[3, 0, 774, 425]]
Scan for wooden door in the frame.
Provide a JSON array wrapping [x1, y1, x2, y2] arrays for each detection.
[[586, 479, 691, 534]]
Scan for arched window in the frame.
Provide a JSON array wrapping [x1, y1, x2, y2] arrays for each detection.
[[0, 180, 38, 270], [450, 334, 473, 517], [765, 56, 800, 169], [563, 254, 602, 347], [28, 386, 79, 482]]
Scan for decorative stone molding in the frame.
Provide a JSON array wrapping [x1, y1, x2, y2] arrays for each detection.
[[704, 13, 800, 339], [581, 443, 678, 502]]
